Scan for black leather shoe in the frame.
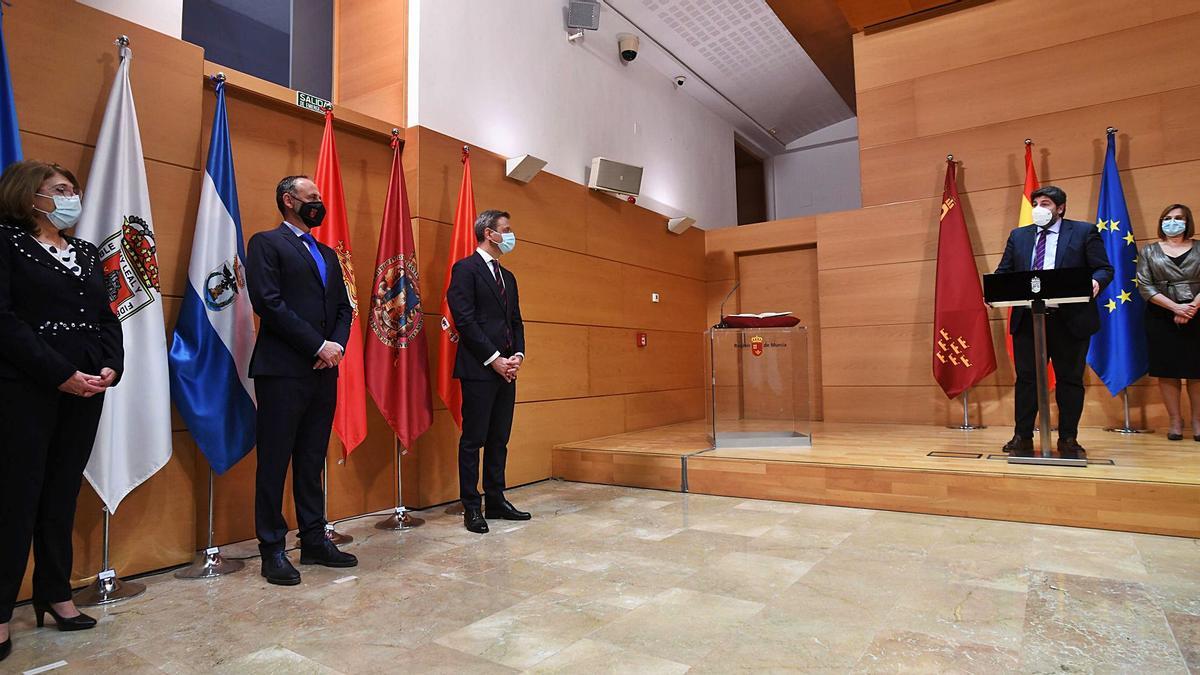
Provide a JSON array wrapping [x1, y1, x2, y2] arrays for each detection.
[[464, 507, 489, 533], [1168, 432, 1183, 441], [33, 603, 96, 631], [300, 540, 358, 568], [485, 498, 532, 521], [1002, 435, 1033, 454], [261, 551, 302, 586], [1, 636, 11, 662], [1058, 437, 1087, 459]]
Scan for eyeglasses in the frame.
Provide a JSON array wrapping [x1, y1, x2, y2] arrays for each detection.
[[38, 184, 81, 198]]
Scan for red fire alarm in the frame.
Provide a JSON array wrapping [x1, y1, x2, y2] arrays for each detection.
[[636, 332, 647, 348]]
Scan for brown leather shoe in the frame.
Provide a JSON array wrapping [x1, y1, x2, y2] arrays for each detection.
[[1002, 435, 1033, 454], [1057, 437, 1087, 459]]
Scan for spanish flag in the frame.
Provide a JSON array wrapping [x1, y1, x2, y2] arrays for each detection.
[[1007, 142, 1055, 389]]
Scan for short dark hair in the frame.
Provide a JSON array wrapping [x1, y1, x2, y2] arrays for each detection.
[[1157, 203, 1195, 240], [275, 175, 309, 215], [0, 160, 81, 232], [474, 209, 511, 242], [1030, 186, 1067, 211]]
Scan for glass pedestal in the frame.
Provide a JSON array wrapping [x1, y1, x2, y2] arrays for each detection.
[[705, 326, 811, 449]]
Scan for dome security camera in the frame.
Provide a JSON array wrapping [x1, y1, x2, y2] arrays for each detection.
[[673, 75, 686, 87], [617, 33, 640, 62]]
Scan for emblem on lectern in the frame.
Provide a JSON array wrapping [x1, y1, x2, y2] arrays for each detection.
[[1031, 276, 1041, 294], [750, 335, 765, 357]]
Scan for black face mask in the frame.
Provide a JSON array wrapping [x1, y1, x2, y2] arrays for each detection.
[[292, 198, 326, 228]]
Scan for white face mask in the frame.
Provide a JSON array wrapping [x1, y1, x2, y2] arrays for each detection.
[[1162, 218, 1187, 237], [1031, 205, 1055, 228], [34, 193, 83, 231]]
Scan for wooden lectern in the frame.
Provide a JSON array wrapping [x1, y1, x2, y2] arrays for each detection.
[[983, 268, 1093, 467]]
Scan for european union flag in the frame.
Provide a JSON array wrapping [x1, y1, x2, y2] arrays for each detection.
[[1087, 131, 1148, 395], [0, 8, 23, 169]]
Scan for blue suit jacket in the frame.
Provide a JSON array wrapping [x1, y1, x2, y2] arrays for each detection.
[[994, 218, 1113, 338]]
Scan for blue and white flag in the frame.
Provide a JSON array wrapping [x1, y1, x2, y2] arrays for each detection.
[[1087, 130, 1149, 395], [0, 7, 23, 169], [168, 78, 255, 474]]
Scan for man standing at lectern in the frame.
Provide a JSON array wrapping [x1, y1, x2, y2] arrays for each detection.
[[245, 176, 358, 585], [995, 186, 1112, 457], [447, 209, 530, 533]]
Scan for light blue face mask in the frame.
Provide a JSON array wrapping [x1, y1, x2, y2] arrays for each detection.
[[1162, 218, 1187, 237], [493, 231, 517, 254], [35, 193, 82, 231]]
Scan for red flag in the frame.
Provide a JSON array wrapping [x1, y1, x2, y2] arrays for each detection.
[[1007, 142, 1056, 389], [933, 159, 997, 398], [434, 147, 477, 427], [365, 133, 432, 449], [312, 110, 368, 455]]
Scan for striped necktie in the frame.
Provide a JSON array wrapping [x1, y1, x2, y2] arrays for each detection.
[[1032, 227, 1049, 270]]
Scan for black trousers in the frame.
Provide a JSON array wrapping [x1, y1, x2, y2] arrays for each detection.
[[1012, 313, 1089, 439], [254, 372, 336, 554], [458, 377, 516, 509], [0, 380, 103, 623]]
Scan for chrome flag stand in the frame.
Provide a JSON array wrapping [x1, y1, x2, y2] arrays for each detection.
[[323, 457, 353, 544], [376, 439, 425, 530], [1104, 389, 1152, 434], [75, 508, 145, 606], [176, 470, 243, 579], [946, 388, 986, 430]]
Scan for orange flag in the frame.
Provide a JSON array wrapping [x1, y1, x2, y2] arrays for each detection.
[[434, 146, 477, 427], [1007, 142, 1056, 390], [312, 110, 368, 455]]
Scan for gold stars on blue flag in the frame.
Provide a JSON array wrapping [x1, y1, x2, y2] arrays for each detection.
[[1086, 131, 1149, 395]]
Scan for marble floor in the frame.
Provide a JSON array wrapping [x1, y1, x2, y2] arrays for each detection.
[[4, 480, 1199, 674]]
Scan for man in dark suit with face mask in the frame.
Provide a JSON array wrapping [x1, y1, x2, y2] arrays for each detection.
[[446, 209, 529, 533], [994, 185, 1113, 458], [245, 175, 357, 585]]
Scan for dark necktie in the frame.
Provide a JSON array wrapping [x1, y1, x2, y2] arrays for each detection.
[[300, 233, 327, 286], [1032, 227, 1049, 270], [491, 260, 513, 352]]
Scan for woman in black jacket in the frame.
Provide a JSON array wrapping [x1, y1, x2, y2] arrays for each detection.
[[0, 160, 123, 661]]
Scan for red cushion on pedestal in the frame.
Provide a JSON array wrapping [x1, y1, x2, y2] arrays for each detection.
[[721, 315, 801, 328]]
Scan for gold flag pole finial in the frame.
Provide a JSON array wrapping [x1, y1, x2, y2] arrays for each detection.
[[1106, 126, 1117, 135], [946, 154, 954, 162], [1024, 138, 1033, 146]]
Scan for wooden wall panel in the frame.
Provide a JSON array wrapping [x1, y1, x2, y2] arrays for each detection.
[[620, 265, 707, 333], [704, 215, 818, 280], [7, 0, 203, 169], [334, 0, 408, 126], [587, 328, 704, 396], [624, 388, 706, 431], [858, 12, 1200, 149], [738, 246, 823, 418], [860, 87, 1200, 206], [583, 191, 707, 280], [853, 0, 1196, 91]]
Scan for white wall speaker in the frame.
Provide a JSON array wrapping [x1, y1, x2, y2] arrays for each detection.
[[505, 154, 547, 183], [588, 157, 643, 196]]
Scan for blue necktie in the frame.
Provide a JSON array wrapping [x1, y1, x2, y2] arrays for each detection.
[[300, 233, 327, 286]]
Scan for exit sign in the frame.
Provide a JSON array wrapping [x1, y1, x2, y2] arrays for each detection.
[[296, 91, 331, 114]]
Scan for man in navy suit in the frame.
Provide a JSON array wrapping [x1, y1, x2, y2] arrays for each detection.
[[446, 209, 530, 533], [245, 175, 357, 585], [995, 186, 1113, 457]]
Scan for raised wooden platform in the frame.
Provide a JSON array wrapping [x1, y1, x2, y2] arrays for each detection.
[[553, 420, 1200, 538]]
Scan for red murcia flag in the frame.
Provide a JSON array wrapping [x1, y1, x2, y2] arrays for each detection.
[[364, 133, 432, 449], [313, 110, 368, 455], [933, 159, 997, 399], [434, 147, 478, 427]]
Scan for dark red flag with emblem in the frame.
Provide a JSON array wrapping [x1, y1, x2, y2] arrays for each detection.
[[365, 133, 432, 448], [434, 147, 477, 427], [313, 110, 368, 455], [933, 159, 997, 398]]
